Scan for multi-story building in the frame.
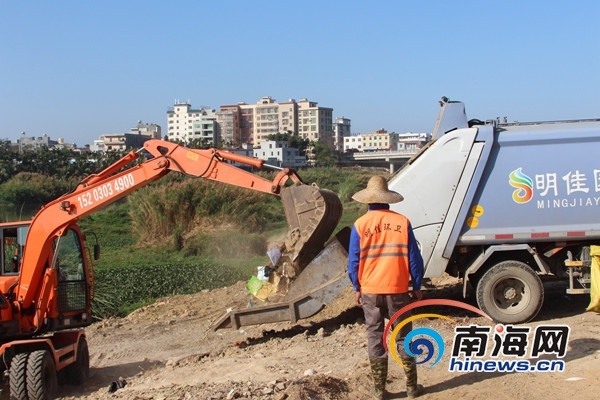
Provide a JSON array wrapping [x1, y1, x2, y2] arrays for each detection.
[[278, 99, 298, 135], [343, 131, 430, 153], [171, 97, 334, 149], [15, 133, 58, 153], [333, 117, 351, 152], [253, 140, 306, 168], [343, 134, 363, 152], [100, 133, 151, 151], [130, 121, 162, 140], [297, 99, 333, 147], [166, 102, 217, 144], [253, 97, 280, 145], [361, 129, 399, 151], [216, 104, 242, 146], [94, 121, 162, 152], [397, 132, 430, 151]]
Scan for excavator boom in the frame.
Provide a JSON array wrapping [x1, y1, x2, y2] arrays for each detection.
[[11, 139, 343, 335]]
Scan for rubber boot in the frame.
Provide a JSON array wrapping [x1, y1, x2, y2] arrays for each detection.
[[401, 355, 423, 399], [369, 357, 388, 400]]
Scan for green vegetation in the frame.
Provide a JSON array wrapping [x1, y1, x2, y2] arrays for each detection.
[[0, 153, 381, 318]]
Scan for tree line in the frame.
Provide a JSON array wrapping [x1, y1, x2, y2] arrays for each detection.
[[0, 140, 129, 211], [0, 134, 339, 211], [0, 140, 127, 184]]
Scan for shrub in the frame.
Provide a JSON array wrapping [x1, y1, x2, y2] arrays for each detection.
[[92, 261, 247, 318]]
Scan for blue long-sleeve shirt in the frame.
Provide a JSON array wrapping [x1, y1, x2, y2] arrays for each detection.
[[348, 204, 424, 292]]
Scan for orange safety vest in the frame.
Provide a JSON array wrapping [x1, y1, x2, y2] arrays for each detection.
[[354, 209, 411, 294]]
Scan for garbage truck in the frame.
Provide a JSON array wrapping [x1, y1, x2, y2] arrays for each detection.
[[388, 98, 596, 324]]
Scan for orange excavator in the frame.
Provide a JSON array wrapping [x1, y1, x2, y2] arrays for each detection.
[[0, 140, 348, 400]]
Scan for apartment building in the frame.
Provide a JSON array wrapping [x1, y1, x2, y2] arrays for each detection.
[[216, 105, 241, 146], [130, 121, 162, 139], [93, 121, 162, 152], [297, 99, 333, 147], [343, 131, 430, 153], [397, 132, 430, 151], [333, 117, 351, 152], [362, 129, 399, 151], [15, 133, 59, 153], [169, 97, 334, 148], [343, 134, 362, 152], [166, 102, 217, 144], [101, 133, 150, 151]]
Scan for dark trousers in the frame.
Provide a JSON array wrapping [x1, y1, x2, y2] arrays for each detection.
[[361, 292, 413, 358]]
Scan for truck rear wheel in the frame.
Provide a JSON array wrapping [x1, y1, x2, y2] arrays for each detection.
[[26, 350, 57, 400], [476, 260, 543, 324], [9, 353, 29, 400]]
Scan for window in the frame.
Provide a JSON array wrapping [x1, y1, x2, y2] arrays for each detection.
[[55, 229, 88, 313], [2, 225, 28, 275], [56, 229, 85, 282]]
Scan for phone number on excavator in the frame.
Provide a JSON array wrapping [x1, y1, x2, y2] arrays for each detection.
[[76, 173, 135, 209]]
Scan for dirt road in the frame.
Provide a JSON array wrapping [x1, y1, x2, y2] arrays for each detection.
[[4, 277, 598, 400]]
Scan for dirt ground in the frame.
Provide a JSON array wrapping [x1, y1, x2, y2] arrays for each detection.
[[3, 276, 598, 400]]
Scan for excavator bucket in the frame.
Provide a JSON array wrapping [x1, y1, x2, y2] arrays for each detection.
[[211, 228, 350, 331], [211, 184, 349, 331], [280, 184, 343, 271]]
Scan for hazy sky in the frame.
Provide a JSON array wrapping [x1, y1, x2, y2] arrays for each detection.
[[1, 1, 599, 146]]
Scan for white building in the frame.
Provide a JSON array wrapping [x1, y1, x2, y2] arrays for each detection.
[[253, 140, 306, 168], [333, 117, 351, 152], [343, 131, 431, 153], [343, 134, 362, 152], [397, 132, 430, 151], [166, 102, 217, 144]]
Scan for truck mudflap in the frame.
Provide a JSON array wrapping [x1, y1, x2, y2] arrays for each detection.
[[211, 229, 350, 331]]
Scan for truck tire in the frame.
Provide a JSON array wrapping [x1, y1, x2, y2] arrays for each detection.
[[476, 260, 544, 324], [64, 336, 90, 385], [26, 350, 57, 400], [9, 353, 29, 400]]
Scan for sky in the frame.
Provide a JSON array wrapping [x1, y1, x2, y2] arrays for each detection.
[[1, 1, 599, 147]]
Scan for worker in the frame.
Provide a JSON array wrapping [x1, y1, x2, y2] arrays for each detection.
[[348, 175, 425, 399]]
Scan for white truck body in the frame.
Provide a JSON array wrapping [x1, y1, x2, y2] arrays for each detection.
[[389, 100, 597, 323]]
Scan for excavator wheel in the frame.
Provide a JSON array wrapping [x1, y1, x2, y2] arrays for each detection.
[[9, 353, 29, 400], [64, 336, 90, 385], [26, 350, 57, 400]]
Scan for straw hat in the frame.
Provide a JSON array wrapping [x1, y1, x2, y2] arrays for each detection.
[[352, 175, 404, 204]]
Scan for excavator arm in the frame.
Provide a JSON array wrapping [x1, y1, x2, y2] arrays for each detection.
[[13, 140, 342, 333]]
